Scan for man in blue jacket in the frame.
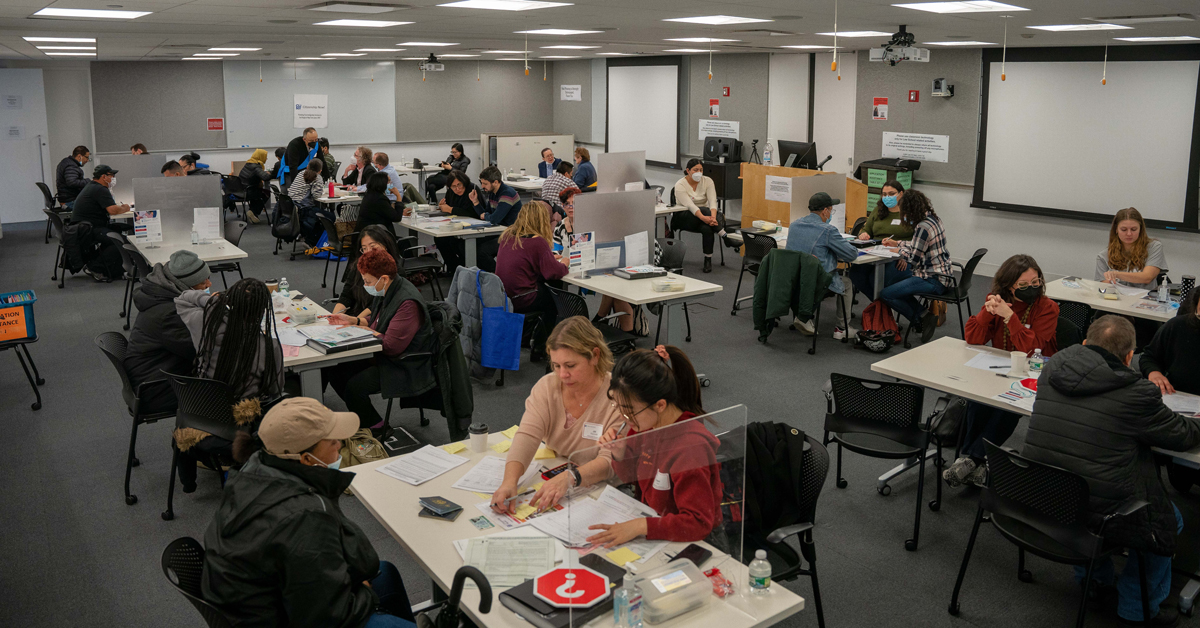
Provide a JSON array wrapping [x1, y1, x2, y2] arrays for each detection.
[[537, 147, 562, 178], [785, 192, 857, 338]]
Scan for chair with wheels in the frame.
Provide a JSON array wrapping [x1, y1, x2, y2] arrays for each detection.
[[823, 372, 936, 551], [207, 220, 248, 289], [270, 195, 302, 260], [107, 233, 139, 331], [948, 441, 1151, 628], [44, 209, 69, 288], [547, 285, 638, 355], [395, 235, 445, 301], [162, 374, 240, 521], [161, 537, 236, 628], [36, 182, 69, 245], [653, 238, 692, 345], [94, 332, 177, 506], [731, 231, 777, 315], [902, 248, 988, 349]]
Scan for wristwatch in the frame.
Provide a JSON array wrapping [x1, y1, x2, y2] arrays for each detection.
[[568, 467, 582, 488]]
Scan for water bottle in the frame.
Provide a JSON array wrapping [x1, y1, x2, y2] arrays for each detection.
[[1029, 349, 1045, 373], [1158, 276, 1170, 303], [190, 230, 199, 245], [776, 219, 782, 232], [328, 181, 335, 198], [278, 277, 290, 298], [613, 566, 642, 628], [764, 141, 774, 167], [748, 549, 772, 596]]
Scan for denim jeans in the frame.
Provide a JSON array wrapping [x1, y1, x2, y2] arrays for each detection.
[[847, 260, 900, 300], [878, 269, 945, 325], [1073, 504, 1184, 621], [363, 560, 417, 627]]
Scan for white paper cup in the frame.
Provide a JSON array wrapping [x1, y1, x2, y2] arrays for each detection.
[[1008, 350, 1028, 377], [469, 423, 489, 453]]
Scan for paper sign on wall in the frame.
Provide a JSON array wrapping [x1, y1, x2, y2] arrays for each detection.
[[560, 85, 582, 101], [2, 95, 21, 109], [294, 94, 328, 129], [765, 175, 791, 203], [134, 210, 163, 244], [3, 126, 24, 140], [873, 97, 888, 121], [709, 99, 719, 118], [698, 119, 739, 141], [882, 131, 949, 163], [207, 118, 224, 131]]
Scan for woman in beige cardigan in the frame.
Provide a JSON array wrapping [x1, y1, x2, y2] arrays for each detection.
[[491, 316, 624, 514]]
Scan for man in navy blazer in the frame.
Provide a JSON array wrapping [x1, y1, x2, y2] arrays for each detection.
[[537, 147, 562, 178]]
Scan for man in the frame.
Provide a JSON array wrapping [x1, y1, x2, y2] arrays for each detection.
[[161, 161, 186, 177], [124, 250, 211, 415], [55, 145, 90, 207], [541, 161, 578, 216], [288, 160, 327, 245], [473, 166, 521, 227], [785, 192, 857, 338], [341, 146, 376, 187], [283, 127, 320, 187], [71, 164, 131, 281], [1024, 315, 1200, 627], [319, 137, 337, 184], [371, 152, 406, 210], [537, 147, 562, 179]]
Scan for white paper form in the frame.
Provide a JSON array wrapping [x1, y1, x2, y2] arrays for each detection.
[[451, 457, 542, 494], [463, 536, 557, 588], [624, 231, 649, 267], [376, 445, 469, 485], [274, 328, 309, 347], [596, 245, 622, 270], [299, 325, 374, 344], [531, 485, 653, 547], [862, 245, 900, 259], [1164, 393, 1200, 416], [193, 207, 222, 241], [454, 527, 569, 564], [964, 351, 1013, 372]]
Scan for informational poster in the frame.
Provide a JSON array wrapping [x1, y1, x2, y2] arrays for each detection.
[[569, 232, 595, 274], [882, 131, 950, 163], [765, 175, 792, 203], [294, 94, 328, 129], [624, 231, 649, 266], [2, 95, 21, 109], [207, 118, 224, 131], [560, 85, 581, 101], [709, 98, 719, 118], [3, 126, 24, 140], [698, 119, 739, 141], [193, 206, 222, 241], [133, 210, 162, 245], [873, 97, 888, 121]]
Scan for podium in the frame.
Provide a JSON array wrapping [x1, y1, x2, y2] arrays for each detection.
[[738, 163, 868, 233]]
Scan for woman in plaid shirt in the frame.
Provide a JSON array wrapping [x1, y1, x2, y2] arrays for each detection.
[[880, 190, 951, 343]]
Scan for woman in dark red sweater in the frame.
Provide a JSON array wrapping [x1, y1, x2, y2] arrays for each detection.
[[495, 201, 568, 361], [944, 254, 1060, 488], [587, 345, 724, 547]]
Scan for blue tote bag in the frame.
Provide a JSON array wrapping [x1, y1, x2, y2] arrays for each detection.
[[477, 270, 524, 371]]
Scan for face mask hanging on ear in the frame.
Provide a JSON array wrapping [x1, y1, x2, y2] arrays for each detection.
[[306, 451, 343, 470]]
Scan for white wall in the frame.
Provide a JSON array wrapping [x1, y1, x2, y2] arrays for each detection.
[[767, 53, 810, 147], [590, 59, 606, 144], [1, 60, 95, 194], [812, 52, 858, 175], [0, 69, 51, 225]]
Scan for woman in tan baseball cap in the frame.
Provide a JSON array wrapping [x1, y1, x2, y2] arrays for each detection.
[[203, 398, 418, 628]]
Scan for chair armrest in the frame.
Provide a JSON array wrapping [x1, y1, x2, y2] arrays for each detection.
[[403, 244, 434, 256], [511, 289, 538, 300], [396, 236, 418, 249], [766, 522, 814, 544], [599, 312, 628, 322], [1104, 498, 1150, 522], [397, 351, 434, 362], [339, 230, 359, 248]]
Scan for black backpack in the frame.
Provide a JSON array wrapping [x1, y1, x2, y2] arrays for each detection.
[[61, 220, 96, 273]]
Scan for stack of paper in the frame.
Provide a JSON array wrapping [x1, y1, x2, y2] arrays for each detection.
[[1164, 394, 1200, 417], [530, 485, 657, 547], [377, 445, 470, 485], [451, 456, 542, 494], [300, 325, 375, 346]]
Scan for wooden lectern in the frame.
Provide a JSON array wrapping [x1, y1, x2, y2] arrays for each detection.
[[739, 163, 868, 232]]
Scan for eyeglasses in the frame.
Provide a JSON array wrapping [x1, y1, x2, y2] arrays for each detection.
[[1014, 279, 1043, 289], [881, 190, 899, 197], [360, 242, 383, 254], [610, 401, 651, 421]]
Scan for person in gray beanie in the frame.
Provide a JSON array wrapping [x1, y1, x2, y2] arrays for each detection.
[[124, 250, 212, 415]]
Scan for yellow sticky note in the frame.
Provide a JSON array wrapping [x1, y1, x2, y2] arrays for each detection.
[[501, 425, 520, 439], [513, 503, 538, 519], [491, 440, 512, 453], [606, 547, 642, 566], [534, 446, 556, 460], [529, 481, 545, 491], [442, 441, 467, 454], [473, 492, 492, 500]]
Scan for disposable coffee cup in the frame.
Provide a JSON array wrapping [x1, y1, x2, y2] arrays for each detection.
[[469, 423, 489, 453], [1008, 350, 1029, 377], [266, 280, 279, 293]]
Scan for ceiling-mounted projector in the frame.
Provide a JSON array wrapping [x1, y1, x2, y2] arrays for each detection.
[[869, 25, 929, 65], [420, 52, 443, 71]]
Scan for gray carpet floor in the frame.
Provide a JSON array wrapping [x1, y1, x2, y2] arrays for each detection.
[[0, 216, 1192, 628]]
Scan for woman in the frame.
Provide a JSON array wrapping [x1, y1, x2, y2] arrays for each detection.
[[495, 201, 568, 360], [335, 225, 402, 319], [203, 398, 417, 628], [542, 161, 579, 217], [319, 138, 337, 185], [1141, 289, 1200, 397], [879, 190, 951, 343], [175, 278, 285, 492], [1097, 207, 1167, 290], [670, 158, 727, 273], [944, 255, 1060, 488], [571, 147, 597, 189], [357, 172, 403, 237], [324, 248, 437, 436], [849, 180, 910, 297], [288, 160, 326, 245], [341, 145, 376, 187], [586, 345, 723, 547], [238, 148, 274, 223], [490, 317, 625, 514], [425, 142, 470, 201], [435, 170, 478, 276]]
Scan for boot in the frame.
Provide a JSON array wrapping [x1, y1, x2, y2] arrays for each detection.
[[703, 257, 713, 273]]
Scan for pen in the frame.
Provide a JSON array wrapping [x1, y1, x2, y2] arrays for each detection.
[[989, 365, 1008, 369], [503, 489, 536, 504]]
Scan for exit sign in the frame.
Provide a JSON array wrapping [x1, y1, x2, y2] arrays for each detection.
[[207, 118, 224, 131]]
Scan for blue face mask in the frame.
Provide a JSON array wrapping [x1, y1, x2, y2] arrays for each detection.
[[306, 452, 343, 470], [881, 195, 899, 209], [203, 287, 211, 294], [364, 277, 385, 297]]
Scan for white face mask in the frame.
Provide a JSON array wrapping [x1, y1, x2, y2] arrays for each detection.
[[364, 277, 386, 297], [690, 172, 702, 183], [109, 177, 117, 189]]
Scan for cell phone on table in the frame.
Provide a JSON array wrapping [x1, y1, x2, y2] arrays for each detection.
[[581, 552, 628, 582], [672, 543, 713, 568], [542, 462, 576, 481], [291, 293, 305, 301]]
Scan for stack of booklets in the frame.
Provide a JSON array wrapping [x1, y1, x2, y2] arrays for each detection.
[[298, 325, 381, 355], [614, 265, 667, 280], [419, 495, 463, 521]]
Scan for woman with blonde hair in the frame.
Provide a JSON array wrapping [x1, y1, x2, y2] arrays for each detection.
[[1097, 207, 1168, 290], [495, 200, 569, 360], [491, 316, 624, 514]]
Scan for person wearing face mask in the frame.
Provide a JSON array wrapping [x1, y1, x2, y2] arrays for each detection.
[[942, 254, 1060, 489], [282, 127, 320, 187], [323, 248, 437, 437], [785, 191, 859, 338], [202, 397, 419, 628], [849, 180, 911, 299], [671, 158, 727, 273], [71, 164, 132, 282], [341, 145, 377, 187], [55, 145, 90, 207]]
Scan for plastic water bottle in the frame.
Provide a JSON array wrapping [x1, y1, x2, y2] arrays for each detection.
[[278, 277, 290, 298], [191, 230, 199, 245], [764, 141, 774, 167], [749, 550, 772, 596], [613, 566, 642, 628], [776, 219, 782, 232], [1029, 349, 1046, 373], [1158, 278, 1170, 303]]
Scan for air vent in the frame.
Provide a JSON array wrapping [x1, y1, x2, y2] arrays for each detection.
[[1084, 13, 1194, 25]]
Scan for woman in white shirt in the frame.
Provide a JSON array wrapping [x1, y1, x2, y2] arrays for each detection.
[[670, 159, 727, 273], [1096, 207, 1168, 290]]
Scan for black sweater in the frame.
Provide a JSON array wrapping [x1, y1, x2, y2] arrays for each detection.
[[355, 191, 401, 237], [1139, 314, 1200, 395]]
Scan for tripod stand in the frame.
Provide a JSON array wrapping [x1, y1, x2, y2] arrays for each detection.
[[747, 139, 762, 165]]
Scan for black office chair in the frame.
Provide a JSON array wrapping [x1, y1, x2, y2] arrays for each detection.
[[1055, 300, 1093, 339], [208, 220, 247, 289], [395, 235, 445, 301], [162, 374, 240, 521], [823, 373, 936, 551], [36, 181, 68, 244], [653, 238, 692, 345], [731, 231, 777, 315], [94, 332, 177, 506], [547, 285, 638, 355], [902, 248, 988, 349], [1057, 316, 1083, 350], [668, 187, 725, 267], [949, 442, 1152, 628], [316, 215, 355, 297], [850, 216, 867, 237], [107, 232, 138, 331], [43, 209, 69, 289], [123, 243, 153, 298], [161, 537, 236, 628], [221, 174, 249, 220], [271, 195, 302, 260]]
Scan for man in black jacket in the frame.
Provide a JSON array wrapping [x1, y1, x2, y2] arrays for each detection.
[[124, 250, 211, 415], [282, 127, 319, 187], [55, 145, 90, 206], [202, 398, 417, 628], [1024, 315, 1200, 627]]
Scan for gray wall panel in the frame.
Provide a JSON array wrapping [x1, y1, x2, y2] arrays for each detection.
[[395, 61, 554, 141], [91, 61, 226, 153], [552, 60, 592, 142], [686, 53, 769, 159]]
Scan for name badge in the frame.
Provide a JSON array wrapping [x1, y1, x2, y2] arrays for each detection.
[[652, 470, 672, 491], [891, 219, 902, 226], [582, 422, 603, 441], [1025, 324, 1031, 329]]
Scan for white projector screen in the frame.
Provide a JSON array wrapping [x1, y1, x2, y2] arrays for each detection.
[[975, 55, 1200, 230], [607, 62, 680, 167]]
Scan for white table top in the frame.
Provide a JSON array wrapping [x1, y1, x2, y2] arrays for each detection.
[[350, 434, 805, 628], [317, 193, 362, 204], [112, 211, 134, 221], [507, 177, 545, 192], [725, 226, 891, 266], [1046, 277, 1175, 323], [135, 239, 247, 265], [562, 272, 722, 306], [655, 204, 689, 216], [276, 293, 381, 369], [398, 216, 507, 239]]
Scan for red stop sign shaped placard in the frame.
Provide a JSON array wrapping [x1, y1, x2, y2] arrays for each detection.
[[533, 567, 611, 609]]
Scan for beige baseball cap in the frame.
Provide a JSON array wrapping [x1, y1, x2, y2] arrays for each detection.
[[259, 398, 359, 460]]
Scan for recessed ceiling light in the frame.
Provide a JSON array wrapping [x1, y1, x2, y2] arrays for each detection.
[[296, 57, 332, 60], [195, 52, 239, 56], [33, 7, 151, 19], [398, 41, 459, 46], [892, 1, 1027, 13], [925, 41, 996, 45], [307, 2, 403, 14], [596, 52, 634, 55], [44, 52, 97, 56], [439, 53, 480, 57], [355, 48, 409, 51], [515, 28, 602, 35], [437, 0, 572, 10], [663, 48, 711, 53], [816, 30, 891, 37], [1027, 23, 1132, 31], [540, 45, 600, 49], [1115, 35, 1199, 41], [495, 58, 526, 61], [1086, 14, 1195, 25], [210, 47, 261, 51], [664, 37, 739, 43], [23, 36, 95, 42], [182, 57, 220, 60], [399, 57, 427, 60], [539, 55, 580, 58], [779, 45, 842, 49], [482, 50, 528, 53], [36, 45, 96, 50], [664, 15, 772, 25], [314, 19, 412, 26], [322, 52, 367, 56]]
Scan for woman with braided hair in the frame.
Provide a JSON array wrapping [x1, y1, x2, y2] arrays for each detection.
[[174, 277, 285, 492]]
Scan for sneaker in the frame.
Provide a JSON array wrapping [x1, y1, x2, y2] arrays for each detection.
[[1120, 604, 1180, 627], [833, 326, 859, 340], [965, 462, 988, 487], [246, 211, 261, 224], [791, 317, 815, 335], [942, 457, 977, 488], [82, 267, 111, 283], [920, 311, 938, 343]]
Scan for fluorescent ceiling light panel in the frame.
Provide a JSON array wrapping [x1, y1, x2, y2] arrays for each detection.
[[439, 53, 480, 57], [308, 2, 402, 13], [892, 1, 1027, 13], [541, 45, 600, 49], [515, 28, 602, 35], [399, 57, 426, 60], [23, 36, 95, 42], [398, 41, 459, 45], [925, 41, 996, 45], [596, 52, 633, 55], [33, 7, 150, 19], [322, 52, 366, 56], [664, 37, 739, 42], [1086, 14, 1194, 25], [296, 57, 331, 60], [195, 52, 239, 56], [36, 45, 95, 50], [314, 19, 412, 26], [438, 0, 572, 10], [182, 57, 220, 60], [539, 55, 580, 58], [44, 52, 96, 56], [355, 48, 408, 51], [816, 30, 891, 37], [1114, 35, 1199, 42], [482, 50, 527, 53], [663, 48, 710, 53], [1027, 23, 1132, 31], [209, 47, 261, 51], [780, 45, 842, 49], [663, 15, 771, 25]]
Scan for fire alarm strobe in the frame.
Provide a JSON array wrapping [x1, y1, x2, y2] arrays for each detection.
[[532, 567, 611, 609]]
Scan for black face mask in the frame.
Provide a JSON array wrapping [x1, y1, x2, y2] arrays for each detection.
[[1014, 286, 1040, 303]]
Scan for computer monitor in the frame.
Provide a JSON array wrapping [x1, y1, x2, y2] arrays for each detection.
[[776, 140, 818, 170]]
